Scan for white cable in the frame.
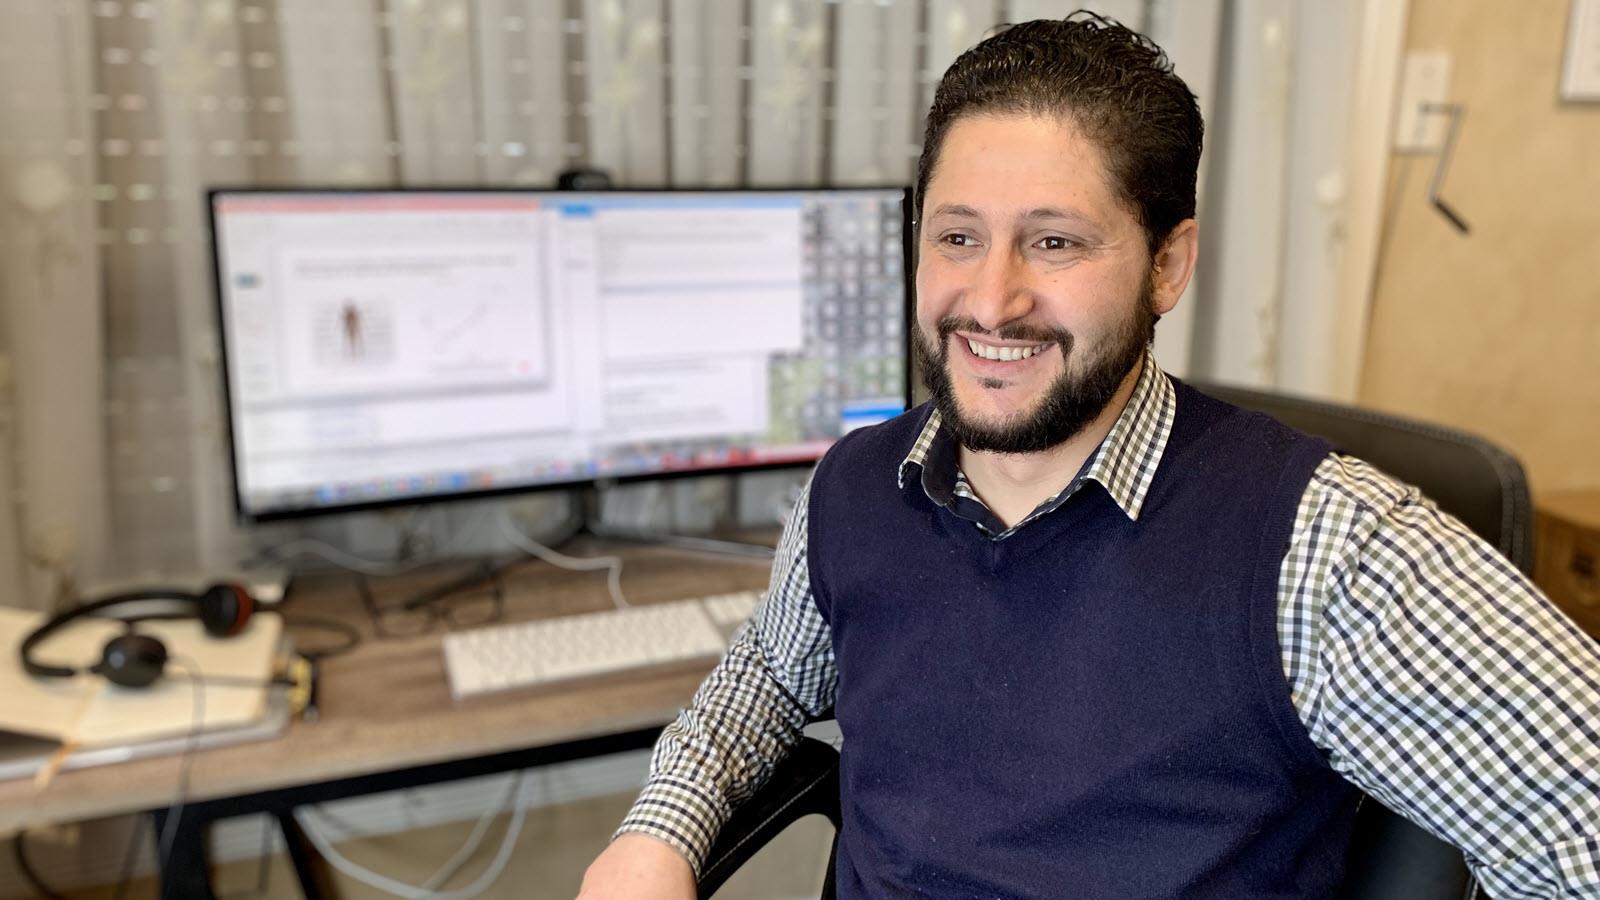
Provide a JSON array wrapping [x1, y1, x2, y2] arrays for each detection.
[[293, 772, 531, 900], [301, 772, 522, 894], [496, 512, 629, 609], [418, 773, 523, 892]]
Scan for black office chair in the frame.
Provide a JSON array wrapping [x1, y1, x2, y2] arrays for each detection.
[[697, 382, 1533, 900]]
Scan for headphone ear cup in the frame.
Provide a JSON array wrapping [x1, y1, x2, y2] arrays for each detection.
[[198, 583, 253, 637], [94, 633, 169, 688]]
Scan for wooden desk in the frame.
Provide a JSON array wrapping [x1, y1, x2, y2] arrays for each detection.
[[0, 538, 774, 898]]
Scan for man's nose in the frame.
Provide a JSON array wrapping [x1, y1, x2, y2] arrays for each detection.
[[968, 249, 1034, 332]]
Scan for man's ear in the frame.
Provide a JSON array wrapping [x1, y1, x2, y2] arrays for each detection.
[[1150, 219, 1199, 317]]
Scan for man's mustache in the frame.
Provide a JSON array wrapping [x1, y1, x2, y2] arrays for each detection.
[[935, 316, 1074, 353]]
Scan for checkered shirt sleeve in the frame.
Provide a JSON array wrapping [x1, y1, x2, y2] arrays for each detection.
[[614, 477, 836, 875], [1282, 453, 1600, 898]]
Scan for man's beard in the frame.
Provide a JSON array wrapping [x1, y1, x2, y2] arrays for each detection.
[[914, 284, 1155, 455]]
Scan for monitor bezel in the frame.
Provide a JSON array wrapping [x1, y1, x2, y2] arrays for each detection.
[[206, 184, 916, 524]]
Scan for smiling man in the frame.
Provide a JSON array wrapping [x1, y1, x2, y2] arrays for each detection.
[[579, 15, 1600, 900], [911, 107, 1187, 528]]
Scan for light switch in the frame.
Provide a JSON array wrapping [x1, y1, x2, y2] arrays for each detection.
[[1563, 0, 1600, 101], [1395, 51, 1452, 154]]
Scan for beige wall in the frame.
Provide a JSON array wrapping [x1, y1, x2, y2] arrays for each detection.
[[1362, 0, 1600, 497]]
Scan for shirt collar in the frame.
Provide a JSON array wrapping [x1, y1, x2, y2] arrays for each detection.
[[897, 347, 1176, 522]]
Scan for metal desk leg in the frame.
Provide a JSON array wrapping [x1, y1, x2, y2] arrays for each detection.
[[277, 810, 340, 899], [152, 808, 216, 900]]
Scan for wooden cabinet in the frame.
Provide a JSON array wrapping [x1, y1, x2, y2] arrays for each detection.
[[1535, 490, 1600, 638]]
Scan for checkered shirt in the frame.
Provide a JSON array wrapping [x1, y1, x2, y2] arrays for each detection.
[[618, 350, 1600, 898]]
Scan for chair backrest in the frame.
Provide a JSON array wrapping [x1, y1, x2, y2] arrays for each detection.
[[701, 385, 1531, 900], [1195, 382, 1533, 576], [1198, 381, 1533, 900]]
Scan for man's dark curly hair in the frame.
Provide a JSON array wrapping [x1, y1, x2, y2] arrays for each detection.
[[914, 13, 1203, 255]]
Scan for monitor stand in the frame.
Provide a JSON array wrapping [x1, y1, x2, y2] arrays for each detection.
[[580, 524, 777, 560], [576, 485, 776, 561]]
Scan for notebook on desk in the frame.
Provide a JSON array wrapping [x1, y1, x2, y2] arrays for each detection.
[[0, 689, 292, 782], [0, 606, 287, 778]]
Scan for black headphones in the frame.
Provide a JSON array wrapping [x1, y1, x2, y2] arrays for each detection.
[[20, 582, 270, 689]]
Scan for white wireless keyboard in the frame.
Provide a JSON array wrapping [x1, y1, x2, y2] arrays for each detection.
[[442, 591, 762, 701]]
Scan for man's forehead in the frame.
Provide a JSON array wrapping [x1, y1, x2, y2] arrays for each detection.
[[923, 113, 1120, 219]]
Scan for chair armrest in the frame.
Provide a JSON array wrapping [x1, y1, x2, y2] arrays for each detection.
[[696, 737, 842, 899], [1335, 796, 1475, 900]]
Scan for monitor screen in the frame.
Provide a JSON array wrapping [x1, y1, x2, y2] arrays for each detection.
[[209, 188, 911, 521]]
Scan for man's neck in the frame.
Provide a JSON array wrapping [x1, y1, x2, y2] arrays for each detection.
[[957, 357, 1145, 529]]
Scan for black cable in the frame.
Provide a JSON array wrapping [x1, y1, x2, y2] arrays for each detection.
[[109, 806, 273, 900], [12, 819, 231, 900], [12, 830, 68, 900], [1420, 101, 1471, 235], [153, 657, 207, 888], [102, 666, 277, 900]]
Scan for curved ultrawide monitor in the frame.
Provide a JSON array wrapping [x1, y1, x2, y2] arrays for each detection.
[[208, 187, 912, 522]]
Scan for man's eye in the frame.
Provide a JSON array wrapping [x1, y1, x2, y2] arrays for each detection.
[[942, 233, 975, 247], [1038, 236, 1075, 251]]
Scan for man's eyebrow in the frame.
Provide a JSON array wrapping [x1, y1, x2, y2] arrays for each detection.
[[1023, 206, 1096, 224], [927, 203, 982, 219]]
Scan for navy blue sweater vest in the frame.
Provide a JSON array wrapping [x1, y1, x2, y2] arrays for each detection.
[[807, 382, 1360, 899]]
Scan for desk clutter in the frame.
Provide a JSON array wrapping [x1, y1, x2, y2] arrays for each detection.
[[0, 584, 297, 782], [0, 537, 776, 898], [0, 541, 770, 785], [20, 582, 279, 688]]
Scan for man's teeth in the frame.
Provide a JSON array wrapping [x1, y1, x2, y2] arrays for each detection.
[[967, 339, 1048, 362]]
